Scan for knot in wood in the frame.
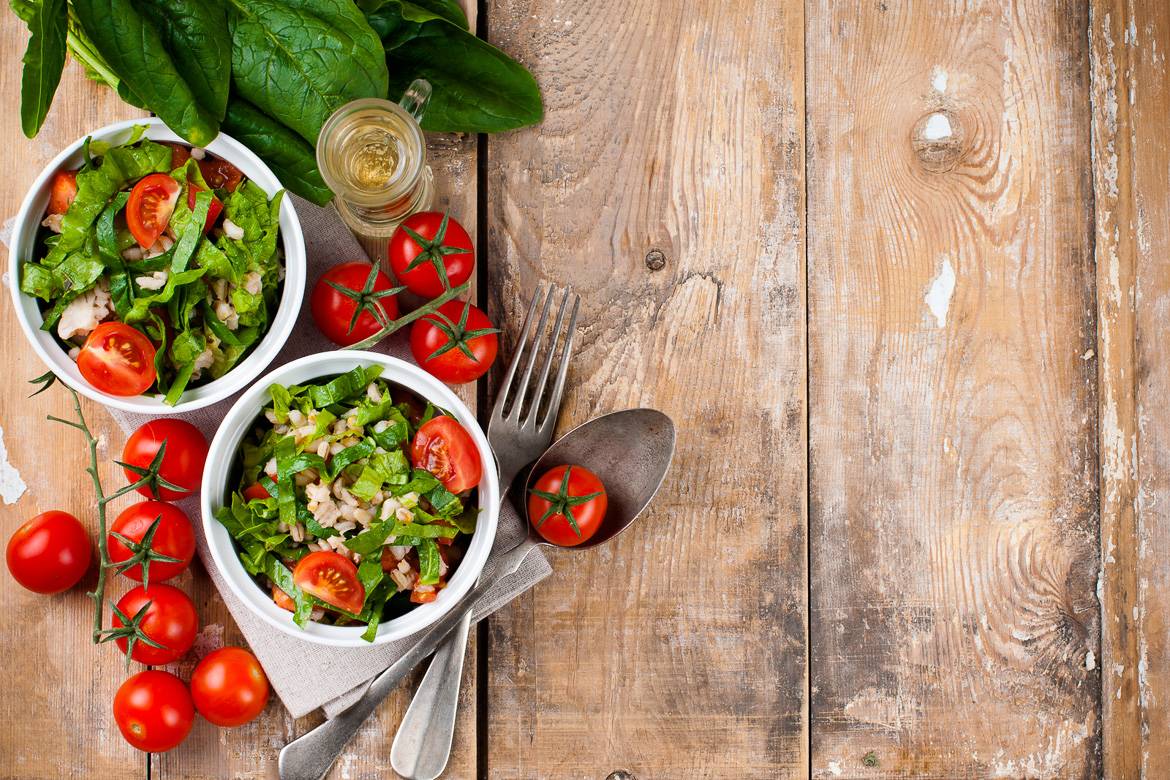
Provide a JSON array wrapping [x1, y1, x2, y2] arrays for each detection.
[[644, 248, 667, 271], [606, 772, 638, 780], [911, 109, 964, 173]]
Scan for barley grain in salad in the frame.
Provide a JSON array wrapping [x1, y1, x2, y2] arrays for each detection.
[[214, 365, 480, 642]]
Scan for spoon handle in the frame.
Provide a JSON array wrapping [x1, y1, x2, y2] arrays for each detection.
[[277, 540, 537, 780], [390, 609, 472, 780]]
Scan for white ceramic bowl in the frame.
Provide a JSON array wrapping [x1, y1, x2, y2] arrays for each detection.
[[201, 351, 499, 647], [8, 118, 306, 414]]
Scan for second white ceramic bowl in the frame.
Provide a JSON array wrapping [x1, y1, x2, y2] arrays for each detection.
[[201, 351, 499, 647], [8, 118, 306, 414]]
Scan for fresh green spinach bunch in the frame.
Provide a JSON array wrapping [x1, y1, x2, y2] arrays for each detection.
[[12, 0, 543, 206]]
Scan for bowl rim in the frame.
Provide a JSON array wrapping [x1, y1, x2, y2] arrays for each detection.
[[8, 117, 307, 414], [200, 351, 500, 647]]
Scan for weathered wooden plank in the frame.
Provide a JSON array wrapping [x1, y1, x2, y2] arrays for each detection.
[[0, 12, 149, 777], [1090, 2, 1170, 777], [483, 0, 808, 777], [806, 2, 1100, 777]]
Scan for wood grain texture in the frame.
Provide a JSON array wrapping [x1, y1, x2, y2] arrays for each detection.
[[0, 9, 148, 777], [482, 0, 808, 777], [1090, 2, 1170, 777], [807, 2, 1101, 778]]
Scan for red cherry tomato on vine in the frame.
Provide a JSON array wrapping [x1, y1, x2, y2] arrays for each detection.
[[121, 419, 208, 500], [77, 322, 157, 397], [388, 211, 474, 299], [107, 501, 195, 584], [111, 584, 198, 666], [191, 647, 270, 727], [113, 670, 194, 753], [410, 416, 482, 494], [311, 262, 400, 346], [527, 465, 608, 547], [6, 510, 91, 594], [410, 300, 499, 384]]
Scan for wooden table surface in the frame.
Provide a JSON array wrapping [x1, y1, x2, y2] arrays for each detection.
[[1, 1, 1166, 778]]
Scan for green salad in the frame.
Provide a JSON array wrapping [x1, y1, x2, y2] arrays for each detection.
[[20, 126, 284, 404], [215, 366, 480, 641]]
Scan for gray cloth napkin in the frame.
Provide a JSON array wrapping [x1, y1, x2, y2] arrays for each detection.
[[100, 195, 551, 718]]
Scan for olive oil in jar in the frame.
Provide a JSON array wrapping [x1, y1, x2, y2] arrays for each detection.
[[316, 80, 434, 262]]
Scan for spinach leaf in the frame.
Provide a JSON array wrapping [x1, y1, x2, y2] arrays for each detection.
[[132, 0, 231, 120], [72, 0, 221, 145], [224, 0, 389, 144], [416, 538, 440, 585], [17, 0, 68, 138], [369, 0, 542, 133], [222, 98, 333, 206]]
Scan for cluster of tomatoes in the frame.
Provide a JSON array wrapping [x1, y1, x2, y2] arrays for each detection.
[[310, 211, 500, 384], [5, 418, 269, 753]]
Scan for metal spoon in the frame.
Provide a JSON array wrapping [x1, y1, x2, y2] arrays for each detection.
[[277, 408, 675, 780]]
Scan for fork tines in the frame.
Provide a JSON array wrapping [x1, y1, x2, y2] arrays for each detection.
[[492, 284, 580, 433]]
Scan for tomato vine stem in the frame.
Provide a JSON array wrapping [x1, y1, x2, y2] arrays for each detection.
[[343, 278, 472, 352], [31, 372, 177, 643]]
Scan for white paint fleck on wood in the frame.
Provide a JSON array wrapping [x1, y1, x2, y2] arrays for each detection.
[[925, 256, 956, 327], [0, 426, 28, 504]]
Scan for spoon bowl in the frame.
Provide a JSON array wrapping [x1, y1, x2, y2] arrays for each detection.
[[524, 408, 676, 549]]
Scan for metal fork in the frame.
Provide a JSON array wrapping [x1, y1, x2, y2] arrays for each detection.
[[278, 285, 580, 780], [390, 284, 580, 780]]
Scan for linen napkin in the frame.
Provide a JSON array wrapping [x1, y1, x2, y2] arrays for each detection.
[[32, 196, 551, 719]]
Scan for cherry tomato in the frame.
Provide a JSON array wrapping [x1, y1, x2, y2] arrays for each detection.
[[108, 501, 195, 584], [410, 589, 438, 604], [243, 482, 271, 502], [6, 511, 91, 594], [388, 211, 474, 299], [121, 419, 209, 500], [410, 416, 482, 494], [113, 670, 194, 753], [126, 172, 180, 248], [527, 465, 608, 547], [77, 322, 157, 396], [162, 142, 191, 170], [47, 170, 78, 215], [198, 157, 244, 192], [271, 585, 296, 612], [410, 300, 499, 384], [292, 551, 365, 614], [310, 262, 400, 347], [111, 584, 198, 666], [190, 647, 270, 727], [187, 184, 223, 234]]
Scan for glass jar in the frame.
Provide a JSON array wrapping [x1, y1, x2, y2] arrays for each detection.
[[316, 79, 435, 263]]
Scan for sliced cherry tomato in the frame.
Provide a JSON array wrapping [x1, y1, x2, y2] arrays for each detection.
[[271, 585, 296, 612], [198, 157, 244, 192], [77, 322, 157, 396], [292, 551, 365, 613], [113, 670, 194, 753], [126, 173, 181, 249], [527, 465, 608, 547], [187, 184, 224, 234], [6, 510, 91, 594], [121, 419, 208, 500], [243, 482, 272, 502], [111, 584, 199, 666], [410, 300, 499, 384], [410, 589, 438, 604], [190, 647, 270, 727], [47, 170, 78, 215], [388, 211, 475, 299], [162, 142, 191, 170], [107, 501, 195, 585], [310, 262, 399, 347], [410, 416, 482, 494]]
